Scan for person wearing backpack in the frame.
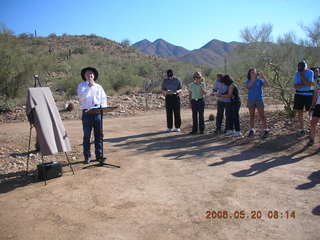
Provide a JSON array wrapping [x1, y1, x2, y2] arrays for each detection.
[[293, 61, 315, 136], [214, 75, 241, 136]]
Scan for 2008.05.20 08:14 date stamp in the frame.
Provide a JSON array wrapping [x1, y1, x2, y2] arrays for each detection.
[[206, 210, 296, 220]]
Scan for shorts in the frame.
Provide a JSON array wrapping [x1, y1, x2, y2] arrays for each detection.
[[293, 94, 313, 111], [312, 104, 320, 118], [247, 99, 264, 108]]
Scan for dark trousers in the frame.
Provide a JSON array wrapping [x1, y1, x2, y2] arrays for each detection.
[[82, 112, 102, 159], [191, 99, 205, 132], [165, 95, 181, 129], [227, 103, 241, 132], [216, 101, 231, 131]]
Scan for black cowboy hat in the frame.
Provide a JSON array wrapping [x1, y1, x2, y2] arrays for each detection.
[[81, 67, 99, 81]]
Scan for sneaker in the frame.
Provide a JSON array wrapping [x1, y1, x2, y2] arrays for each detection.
[[174, 128, 181, 132], [189, 131, 197, 135], [84, 157, 91, 164], [225, 130, 234, 136], [261, 130, 269, 139], [166, 128, 173, 132], [247, 129, 255, 137], [233, 131, 242, 137], [199, 131, 204, 134]]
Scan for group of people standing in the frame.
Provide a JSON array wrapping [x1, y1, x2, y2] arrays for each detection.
[[77, 62, 320, 163], [161, 68, 268, 138], [161, 63, 320, 145]]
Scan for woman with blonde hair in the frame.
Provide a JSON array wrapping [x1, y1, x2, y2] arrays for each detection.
[[188, 71, 207, 134]]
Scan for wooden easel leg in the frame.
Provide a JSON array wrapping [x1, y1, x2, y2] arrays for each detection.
[[26, 126, 33, 176], [65, 152, 75, 175], [41, 154, 47, 186]]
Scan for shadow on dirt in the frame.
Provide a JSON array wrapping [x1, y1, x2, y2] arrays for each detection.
[[208, 133, 302, 167], [0, 161, 80, 194], [312, 205, 320, 216], [231, 147, 318, 177], [0, 170, 38, 194], [105, 130, 244, 160], [296, 170, 320, 190]]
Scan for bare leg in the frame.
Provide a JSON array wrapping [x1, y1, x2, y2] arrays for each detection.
[[309, 117, 319, 140], [249, 107, 256, 129], [295, 110, 304, 130], [257, 107, 267, 130]]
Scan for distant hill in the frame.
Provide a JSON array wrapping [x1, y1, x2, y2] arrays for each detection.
[[132, 39, 190, 58], [133, 38, 242, 67]]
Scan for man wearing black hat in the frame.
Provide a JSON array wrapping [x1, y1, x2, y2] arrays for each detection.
[[293, 61, 315, 136], [77, 67, 107, 164]]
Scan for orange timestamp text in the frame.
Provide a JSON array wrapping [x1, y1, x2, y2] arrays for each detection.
[[206, 210, 296, 220]]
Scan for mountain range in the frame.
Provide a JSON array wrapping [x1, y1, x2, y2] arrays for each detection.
[[133, 38, 242, 68]]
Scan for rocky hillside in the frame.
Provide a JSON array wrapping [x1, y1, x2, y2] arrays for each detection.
[[0, 32, 203, 104]]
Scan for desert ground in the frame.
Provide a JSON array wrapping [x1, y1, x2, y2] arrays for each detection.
[[0, 108, 319, 240]]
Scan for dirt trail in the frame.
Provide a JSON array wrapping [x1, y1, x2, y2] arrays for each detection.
[[0, 109, 319, 240]]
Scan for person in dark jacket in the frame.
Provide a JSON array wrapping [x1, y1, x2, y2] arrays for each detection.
[[161, 69, 182, 132]]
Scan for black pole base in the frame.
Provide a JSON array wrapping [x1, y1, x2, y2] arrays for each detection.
[[98, 158, 120, 168]]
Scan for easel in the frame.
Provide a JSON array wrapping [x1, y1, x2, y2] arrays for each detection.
[[85, 106, 120, 168], [25, 75, 74, 185]]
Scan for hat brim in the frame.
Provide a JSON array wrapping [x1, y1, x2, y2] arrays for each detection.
[[81, 67, 99, 81]]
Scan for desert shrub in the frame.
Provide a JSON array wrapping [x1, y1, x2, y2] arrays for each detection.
[[72, 46, 88, 54], [48, 33, 57, 38], [94, 39, 105, 46], [0, 101, 16, 113]]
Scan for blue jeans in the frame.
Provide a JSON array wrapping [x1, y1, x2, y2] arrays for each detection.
[[82, 112, 102, 159]]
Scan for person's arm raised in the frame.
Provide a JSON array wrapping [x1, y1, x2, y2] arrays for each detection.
[[259, 72, 269, 87]]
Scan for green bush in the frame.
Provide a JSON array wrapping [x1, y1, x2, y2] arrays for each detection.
[[72, 46, 88, 54], [0, 101, 16, 113]]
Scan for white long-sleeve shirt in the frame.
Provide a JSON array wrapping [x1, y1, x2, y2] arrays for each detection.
[[77, 81, 107, 110]]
